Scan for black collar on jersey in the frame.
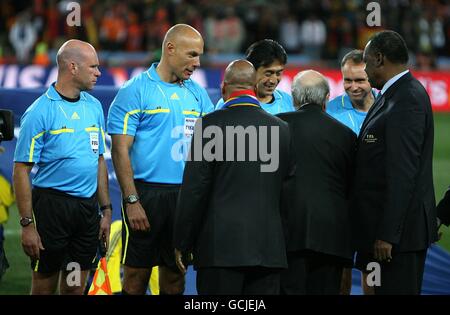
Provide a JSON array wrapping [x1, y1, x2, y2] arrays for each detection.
[[53, 83, 80, 102]]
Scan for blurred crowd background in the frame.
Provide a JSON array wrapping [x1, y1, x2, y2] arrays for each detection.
[[1, 0, 449, 69]]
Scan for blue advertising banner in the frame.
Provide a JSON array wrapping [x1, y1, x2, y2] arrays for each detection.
[[0, 65, 223, 90]]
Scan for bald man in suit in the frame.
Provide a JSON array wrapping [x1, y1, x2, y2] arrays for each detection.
[[174, 60, 294, 295]]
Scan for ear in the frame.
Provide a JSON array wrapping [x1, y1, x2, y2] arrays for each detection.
[[69, 61, 77, 75], [374, 52, 384, 68], [166, 42, 176, 56], [322, 93, 330, 111], [221, 81, 227, 100]]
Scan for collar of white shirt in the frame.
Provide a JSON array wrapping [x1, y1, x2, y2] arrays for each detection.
[[380, 69, 410, 96]]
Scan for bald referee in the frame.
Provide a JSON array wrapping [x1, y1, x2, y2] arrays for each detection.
[[108, 24, 214, 295], [13, 40, 111, 295]]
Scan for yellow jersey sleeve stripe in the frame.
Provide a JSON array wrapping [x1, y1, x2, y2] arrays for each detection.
[[121, 204, 130, 264], [143, 108, 170, 115], [122, 109, 171, 134], [182, 110, 201, 117], [100, 128, 106, 152], [85, 127, 100, 132], [49, 128, 75, 135], [122, 109, 141, 135], [28, 131, 46, 163]]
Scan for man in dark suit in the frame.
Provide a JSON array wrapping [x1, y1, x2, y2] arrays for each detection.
[[277, 70, 356, 295], [173, 59, 294, 295], [352, 30, 437, 294], [437, 187, 450, 234]]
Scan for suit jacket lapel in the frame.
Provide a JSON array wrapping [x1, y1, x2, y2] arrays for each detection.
[[359, 72, 413, 136], [360, 94, 385, 135]]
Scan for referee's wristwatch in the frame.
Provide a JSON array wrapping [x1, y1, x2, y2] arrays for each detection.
[[124, 194, 140, 205], [20, 217, 34, 227]]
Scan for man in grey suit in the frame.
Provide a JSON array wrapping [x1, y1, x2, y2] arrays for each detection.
[[277, 70, 356, 294]]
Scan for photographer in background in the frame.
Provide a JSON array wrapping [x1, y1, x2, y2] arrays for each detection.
[[0, 109, 15, 281]]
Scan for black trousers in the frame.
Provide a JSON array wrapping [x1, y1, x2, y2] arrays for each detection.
[[356, 249, 427, 295], [280, 250, 344, 295], [196, 267, 281, 295]]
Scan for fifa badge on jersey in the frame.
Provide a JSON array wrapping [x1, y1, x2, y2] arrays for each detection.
[[90, 132, 99, 153], [184, 117, 197, 137]]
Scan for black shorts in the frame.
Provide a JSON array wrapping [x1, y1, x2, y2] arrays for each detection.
[[31, 187, 100, 273], [121, 181, 180, 269]]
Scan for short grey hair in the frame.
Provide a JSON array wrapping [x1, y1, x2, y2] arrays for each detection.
[[291, 71, 330, 110], [341, 49, 364, 68]]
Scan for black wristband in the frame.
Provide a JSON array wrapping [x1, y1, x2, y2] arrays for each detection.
[[100, 204, 112, 212]]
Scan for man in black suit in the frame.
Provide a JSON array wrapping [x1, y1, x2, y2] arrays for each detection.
[[173, 59, 294, 295], [437, 187, 450, 234], [352, 30, 437, 294], [277, 70, 356, 295]]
